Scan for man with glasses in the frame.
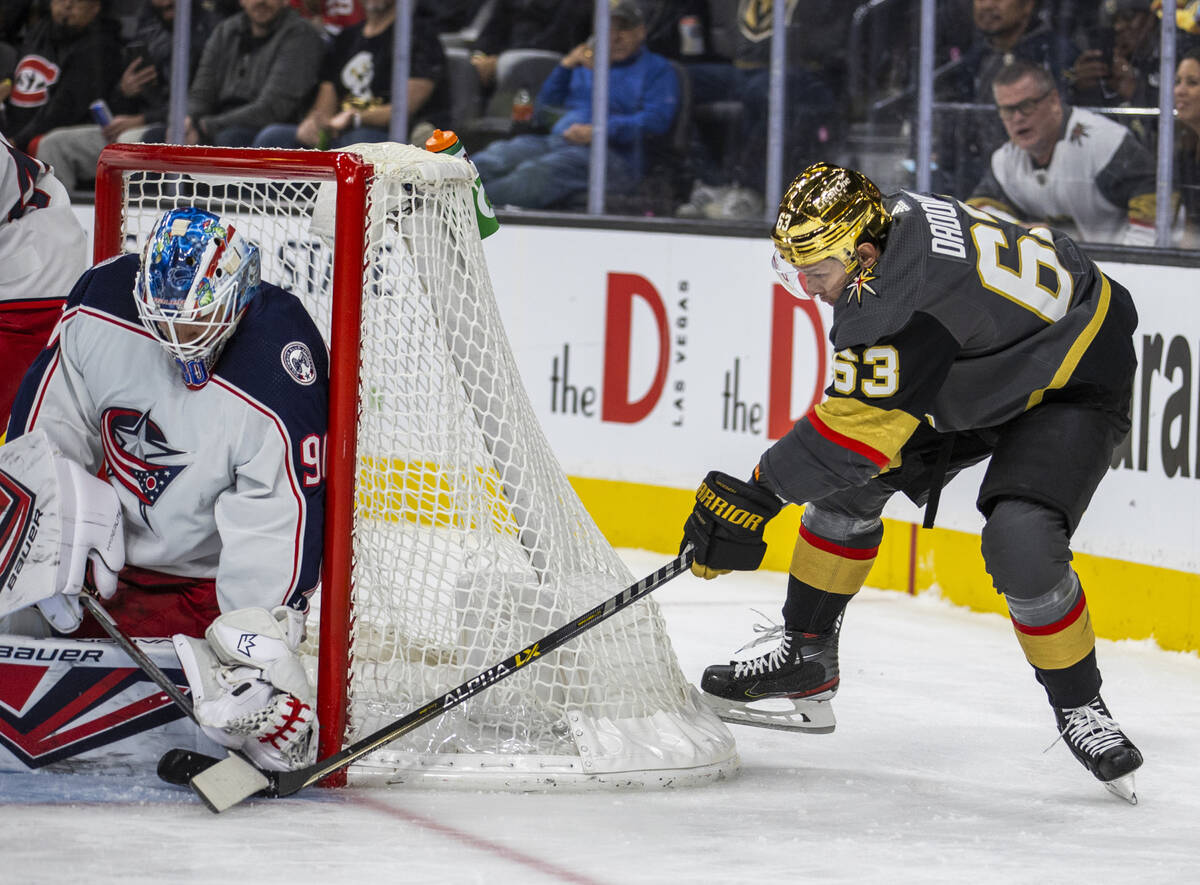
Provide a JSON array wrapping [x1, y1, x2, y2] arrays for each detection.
[[968, 58, 1159, 245]]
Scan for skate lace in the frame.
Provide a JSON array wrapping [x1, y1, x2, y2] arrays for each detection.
[[732, 621, 791, 679], [1045, 701, 1126, 757]]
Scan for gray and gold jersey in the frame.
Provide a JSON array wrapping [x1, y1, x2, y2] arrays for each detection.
[[759, 191, 1137, 507]]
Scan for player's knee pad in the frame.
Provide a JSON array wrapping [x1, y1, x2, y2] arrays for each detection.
[[980, 497, 1071, 600], [1004, 568, 1083, 628], [800, 503, 883, 548]]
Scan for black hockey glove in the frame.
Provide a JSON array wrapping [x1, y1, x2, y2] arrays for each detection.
[[681, 470, 784, 580]]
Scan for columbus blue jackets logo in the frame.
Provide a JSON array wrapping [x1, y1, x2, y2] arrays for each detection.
[[100, 408, 188, 526], [281, 341, 317, 386], [0, 469, 38, 593]]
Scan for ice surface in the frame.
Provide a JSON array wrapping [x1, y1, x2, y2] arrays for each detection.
[[2, 549, 1197, 884]]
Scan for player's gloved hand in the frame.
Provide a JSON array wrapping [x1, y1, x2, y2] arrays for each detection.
[[681, 470, 783, 580], [174, 606, 317, 772], [39, 457, 125, 632]]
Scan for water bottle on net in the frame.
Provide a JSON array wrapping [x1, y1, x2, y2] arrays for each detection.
[[424, 129, 500, 239]]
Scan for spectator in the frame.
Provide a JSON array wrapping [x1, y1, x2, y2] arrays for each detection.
[[5, 0, 122, 153], [1174, 46, 1200, 245], [1069, 0, 1161, 109], [253, 0, 446, 149], [469, 0, 591, 92], [32, 0, 218, 191], [470, 0, 678, 210], [967, 58, 1158, 245], [674, 0, 843, 220], [158, 0, 325, 147], [936, 0, 1078, 196]]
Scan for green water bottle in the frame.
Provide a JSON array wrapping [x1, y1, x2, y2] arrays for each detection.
[[424, 129, 499, 240]]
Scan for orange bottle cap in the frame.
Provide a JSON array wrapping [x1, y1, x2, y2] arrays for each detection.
[[425, 129, 459, 152]]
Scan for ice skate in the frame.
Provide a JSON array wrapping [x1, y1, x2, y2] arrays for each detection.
[[1052, 695, 1143, 805], [700, 622, 839, 733]]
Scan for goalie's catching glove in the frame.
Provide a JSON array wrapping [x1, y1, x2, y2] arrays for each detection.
[[681, 470, 784, 579], [174, 606, 317, 772]]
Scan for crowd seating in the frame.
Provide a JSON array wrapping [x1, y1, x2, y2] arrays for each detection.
[[2, 0, 1195, 237]]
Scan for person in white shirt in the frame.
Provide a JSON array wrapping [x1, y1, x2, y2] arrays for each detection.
[[968, 58, 1158, 246]]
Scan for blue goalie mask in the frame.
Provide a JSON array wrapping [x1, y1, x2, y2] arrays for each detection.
[[135, 207, 261, 388]]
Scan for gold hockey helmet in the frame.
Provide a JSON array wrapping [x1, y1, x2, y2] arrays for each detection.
[[772, 162, 891, 274]]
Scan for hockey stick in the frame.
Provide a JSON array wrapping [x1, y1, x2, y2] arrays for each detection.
[[78, 594, 270, 793], [175, 548, 696, 813]]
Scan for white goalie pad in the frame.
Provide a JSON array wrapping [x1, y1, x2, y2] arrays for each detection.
[[0, 430, 125, 632]]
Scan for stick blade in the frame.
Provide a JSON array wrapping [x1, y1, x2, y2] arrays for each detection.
[[190, 753, 272, 813], [158, 748, 222, 786]]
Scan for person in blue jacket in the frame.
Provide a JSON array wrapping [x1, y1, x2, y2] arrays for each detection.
[[469, 0, 679, 210]]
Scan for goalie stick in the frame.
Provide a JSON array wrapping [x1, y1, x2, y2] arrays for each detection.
[[77, 594, 271, 794], [165, 548, 696, 813]]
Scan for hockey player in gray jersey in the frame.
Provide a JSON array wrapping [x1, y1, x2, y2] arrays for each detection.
[[0, 207, 328, 772], [680, 162, 1143, 803]]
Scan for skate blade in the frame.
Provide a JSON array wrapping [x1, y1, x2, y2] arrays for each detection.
[[1103, 773, 1138, 805], [702, 691, 836, 733]]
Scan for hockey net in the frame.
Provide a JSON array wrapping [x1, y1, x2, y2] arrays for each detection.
[[93, 143, 736, 788]]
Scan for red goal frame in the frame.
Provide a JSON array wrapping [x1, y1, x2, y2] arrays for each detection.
[[95, 144, 372, 783]]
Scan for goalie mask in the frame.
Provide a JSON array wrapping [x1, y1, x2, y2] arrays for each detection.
[[135, 207, 261, 389], [771, 162, 891, 296]]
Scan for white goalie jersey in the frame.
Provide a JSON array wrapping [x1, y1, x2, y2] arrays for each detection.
[[7, 253, 329, 615]]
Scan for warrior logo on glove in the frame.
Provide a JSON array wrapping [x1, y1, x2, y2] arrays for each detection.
[[682, 470, 784, 579]]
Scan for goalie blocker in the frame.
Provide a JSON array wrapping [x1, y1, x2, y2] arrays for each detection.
[[0, 429, 124, 633]]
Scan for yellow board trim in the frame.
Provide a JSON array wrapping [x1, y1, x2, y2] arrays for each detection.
[[568, 474, 1200, 654]]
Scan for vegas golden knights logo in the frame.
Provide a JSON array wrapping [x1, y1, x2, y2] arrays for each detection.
[[738, 0, 800, 43]]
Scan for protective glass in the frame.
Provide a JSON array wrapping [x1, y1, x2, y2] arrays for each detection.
[[772, 249, 812, 299]]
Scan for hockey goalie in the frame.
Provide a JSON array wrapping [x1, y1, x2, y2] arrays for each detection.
[[0, 207, 328, 773]]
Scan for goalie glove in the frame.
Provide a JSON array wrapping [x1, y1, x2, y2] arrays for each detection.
[[681, 470, 784, 580], [174, 606, 317, 772]]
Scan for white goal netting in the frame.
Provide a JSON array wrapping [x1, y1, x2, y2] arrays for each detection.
[[104, 142, 736, 788]]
